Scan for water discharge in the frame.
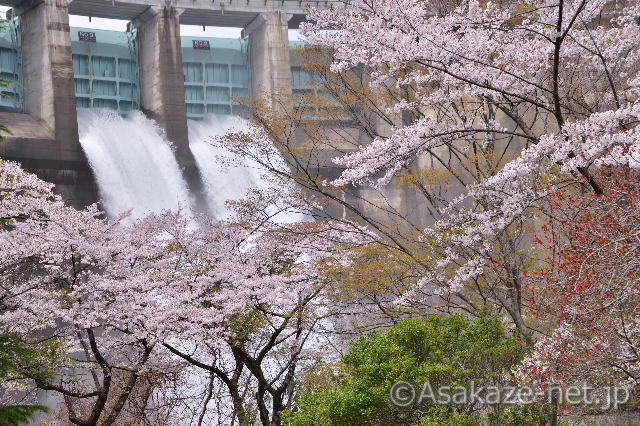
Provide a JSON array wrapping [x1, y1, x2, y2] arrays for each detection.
[[77, 109, 280, 222], [78, 109, 193, 221], [187, 114, 270, 219]]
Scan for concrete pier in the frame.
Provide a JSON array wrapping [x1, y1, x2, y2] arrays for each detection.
[[129, 5, 210, 212], [130, 6, 191, 165], [243, 12, 293, 109], [21, 0, 78, 153], [1, 0, 96, 207]]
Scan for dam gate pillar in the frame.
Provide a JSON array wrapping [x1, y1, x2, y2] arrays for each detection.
[[242, 12, 293, 110], [2, 0, 96, 207], [129, 6, 191, 164], [129, 6, 205, 211], [20, 0, 78, 153]]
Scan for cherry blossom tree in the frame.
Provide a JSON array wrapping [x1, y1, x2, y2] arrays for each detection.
[[150, 220, 364, 425], [300, 0, 640, 334], [0, 159, 359, 425], [0, 159, 182, 424]]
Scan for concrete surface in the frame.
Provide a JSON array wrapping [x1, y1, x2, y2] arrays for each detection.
[[2, 0, 336, 29], [244, 12, 293, 109]]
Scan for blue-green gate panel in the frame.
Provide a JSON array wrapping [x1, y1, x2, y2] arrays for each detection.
[[0, 19, 22, 112], [181, 37, 249, 119], [71, 28, 139, 114], [289, 40, 315, 99], [289, 41, 348, 120]]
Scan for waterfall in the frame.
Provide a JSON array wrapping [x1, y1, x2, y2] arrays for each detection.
[[78, 110, 296, 223], [77, 109, 193, 221], [188, 114, 270, 219], [189, 114, 304, 223]]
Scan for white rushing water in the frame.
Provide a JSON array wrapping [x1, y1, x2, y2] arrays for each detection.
[[77, 109, 193, 221], [187, 114, 270, 219], [189, 114, 305, 223], [78, 110, 290, 222]]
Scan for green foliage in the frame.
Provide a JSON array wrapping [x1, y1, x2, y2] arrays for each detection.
[[284, 311, 550, 426], [413, 407, 475, 426], [415, 405, 552, 426], [486, 405, 553, 426], [0, 331, 61, 384], [0, 329, 61, 424], [0, 405, 48, 426]]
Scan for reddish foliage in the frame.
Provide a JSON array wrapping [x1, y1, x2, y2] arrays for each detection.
[[518, 168, 640, 388]]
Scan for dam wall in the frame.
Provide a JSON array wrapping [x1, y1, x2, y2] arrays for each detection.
[[0, 0, 419, 227], [0, 0, 312, 207]]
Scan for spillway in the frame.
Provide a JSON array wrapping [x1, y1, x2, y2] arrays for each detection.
[[77, 109, 286, 222], [77, 108, 193, 221], [187, 114, 267, 219]]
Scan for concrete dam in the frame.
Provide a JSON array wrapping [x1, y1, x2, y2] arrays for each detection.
[[0, 0, 422, 226], [0, 0, 343, 217]]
